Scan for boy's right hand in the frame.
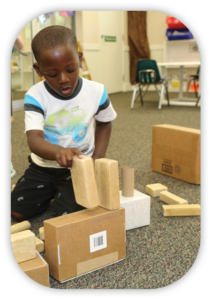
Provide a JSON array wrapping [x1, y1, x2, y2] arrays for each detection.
[[55, 148, 83, 169]]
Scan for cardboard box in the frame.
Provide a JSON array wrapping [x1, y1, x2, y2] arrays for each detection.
[[151, 124, 200, 184], [44, 207, 126, 282], [18, 251, 49, 287], [120, 190, 150, 230]]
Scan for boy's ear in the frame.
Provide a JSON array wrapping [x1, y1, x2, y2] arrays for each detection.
[[33, 62, 42, 77], [78, 51, 83, 68]]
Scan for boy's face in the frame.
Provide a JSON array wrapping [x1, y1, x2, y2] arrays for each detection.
[[33, 44, 83, 98]]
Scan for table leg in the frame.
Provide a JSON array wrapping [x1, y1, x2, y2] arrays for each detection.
[[179, 66, 184, 99], [160, 66, 165, 79]]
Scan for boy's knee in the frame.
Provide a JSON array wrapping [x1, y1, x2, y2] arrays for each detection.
[[11, 211, 29, 222]]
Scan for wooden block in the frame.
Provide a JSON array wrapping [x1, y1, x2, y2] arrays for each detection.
[[35, 237, 45, 253], [71, 155, 99, 208], [11, 221, 31, 234], [95, 158, 120, 210], [11, 184, 16, 191], [11, 230, 36, 263], [162, 204, 201, 217], [146, 183, 168, 197], [160, 191, 188, 205], [39, 227, 45, 240]]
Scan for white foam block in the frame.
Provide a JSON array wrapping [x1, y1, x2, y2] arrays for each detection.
[[120, 189, 150, 230]]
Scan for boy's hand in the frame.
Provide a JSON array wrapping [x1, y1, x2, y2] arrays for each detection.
[[55, 148, 83, 169]]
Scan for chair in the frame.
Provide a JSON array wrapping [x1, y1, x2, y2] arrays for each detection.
[[186, 66, 200, 98], [131, 59, 169, 109]]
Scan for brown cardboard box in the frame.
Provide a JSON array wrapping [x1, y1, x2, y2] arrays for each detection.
[[44, 206, 126, 282], [18, 251, 49, 287], [151, 124, 200, 184]]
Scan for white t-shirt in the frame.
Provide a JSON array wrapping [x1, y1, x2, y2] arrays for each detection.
[[24, 77, 117, 168]]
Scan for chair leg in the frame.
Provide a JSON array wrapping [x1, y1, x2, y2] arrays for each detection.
[[165, 84, 170, 106], [131, 86, 138, 109], [195, 95, 200, 107], [139, 85, 144, 106], [186, 78, 192, 97], [158, 85, 165, 109], [193, 79, 198, 98]]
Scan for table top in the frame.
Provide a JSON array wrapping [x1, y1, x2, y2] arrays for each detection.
[[157, 61, 200, 67]]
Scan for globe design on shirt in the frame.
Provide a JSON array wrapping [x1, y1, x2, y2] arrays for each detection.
[[44, 107, 88, 148]]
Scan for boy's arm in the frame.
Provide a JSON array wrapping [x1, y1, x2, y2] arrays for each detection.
[[26, 130, 82, 168], [92, 120, 112, 162]]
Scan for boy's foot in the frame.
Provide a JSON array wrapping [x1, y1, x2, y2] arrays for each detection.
[[11, 163, 16, 178]]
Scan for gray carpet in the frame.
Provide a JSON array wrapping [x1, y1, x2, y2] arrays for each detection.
[[11, 92, 200, 289]]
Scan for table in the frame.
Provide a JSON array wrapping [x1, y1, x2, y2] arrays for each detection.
[[157, 61, 201, 109]]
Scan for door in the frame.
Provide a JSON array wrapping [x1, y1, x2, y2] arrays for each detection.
[[99, 11, 123, 94]]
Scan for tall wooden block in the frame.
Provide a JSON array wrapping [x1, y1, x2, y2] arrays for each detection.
[[95, 158, 120, 210], [160, 191, 188, 205], [11, 230, 36, 263], [71, 155, 99, 208], [162, 204, 201, 217], [146, 183, 168, 197]]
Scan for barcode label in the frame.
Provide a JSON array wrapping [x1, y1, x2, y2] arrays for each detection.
[[94, 235, 103, 247], [162, 164, 173, 174], [90, 230, 107, 253]]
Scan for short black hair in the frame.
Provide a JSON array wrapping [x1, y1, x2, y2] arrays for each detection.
[[31, 25, 78, 62]]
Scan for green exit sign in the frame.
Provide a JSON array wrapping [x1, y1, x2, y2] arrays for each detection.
[[105, 36, 116, 42]]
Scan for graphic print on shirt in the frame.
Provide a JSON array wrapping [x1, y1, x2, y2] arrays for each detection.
[[44, 106, 89, 151]]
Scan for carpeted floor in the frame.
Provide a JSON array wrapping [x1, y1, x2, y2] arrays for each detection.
[[11, 92, 200, 289]]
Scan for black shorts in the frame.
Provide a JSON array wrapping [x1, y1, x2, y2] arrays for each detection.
[[11, 157, 85, 218]]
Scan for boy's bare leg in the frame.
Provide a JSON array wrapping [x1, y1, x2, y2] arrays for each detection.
[[11, 211, 29, 222]]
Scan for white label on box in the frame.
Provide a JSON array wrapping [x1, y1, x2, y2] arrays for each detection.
[[89, 230, 107, 253], [57, 245, 61, 265]]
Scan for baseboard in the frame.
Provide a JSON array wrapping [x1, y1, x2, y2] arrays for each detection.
[[123, 82, 135, 92], [12, 99, 24, 111]]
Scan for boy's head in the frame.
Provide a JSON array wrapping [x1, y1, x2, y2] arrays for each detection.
[[32, 25, 83, 98]]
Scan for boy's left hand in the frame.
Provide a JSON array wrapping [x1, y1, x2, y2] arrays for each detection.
[[55, 148, 83, 169]]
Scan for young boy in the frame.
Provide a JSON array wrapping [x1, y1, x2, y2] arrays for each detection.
[[11, 25, 117, 222]]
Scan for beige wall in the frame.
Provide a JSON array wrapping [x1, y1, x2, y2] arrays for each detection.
[[147, 11, 168, 45], [75, 11, 99, 44], [82, 11, 99, 43], [124, 11, 128, 45]]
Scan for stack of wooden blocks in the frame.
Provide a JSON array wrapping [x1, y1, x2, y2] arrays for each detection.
[[11, 221, 49, 287]]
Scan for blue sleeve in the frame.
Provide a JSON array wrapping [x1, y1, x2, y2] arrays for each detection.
[[95, 86, 110, 115], [24, 94, 44, 116]]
